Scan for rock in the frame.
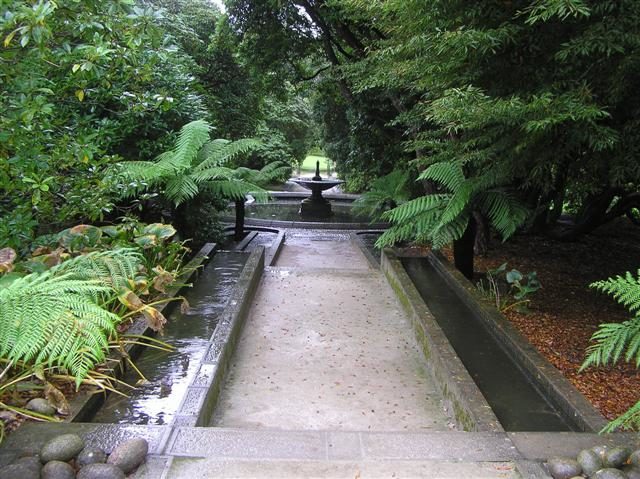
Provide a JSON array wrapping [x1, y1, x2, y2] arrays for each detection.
[[578, 448, 604, 476], [106, 437, 148, 473], [42, 460, 75, 479], [77, 463, 125, 479], [593, 468, 628, 479], [40, 434, 85, 463], [547, 457, 582, 479], [76, 447, 107, 467], [592, 445, 610, 459], [25, 398, 56, 416], [605, 447, 631, 468], [629, 450, 640, 467], [0, 462, 41, 479], [623, 465, 640, 479]]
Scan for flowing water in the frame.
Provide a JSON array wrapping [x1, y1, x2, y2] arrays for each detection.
[[402, 257, 575, 431], [91, 252, 248, 425]]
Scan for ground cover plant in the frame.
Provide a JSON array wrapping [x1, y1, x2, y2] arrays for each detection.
[[452, 219, 640, 428], [0, 220, 188, 439]]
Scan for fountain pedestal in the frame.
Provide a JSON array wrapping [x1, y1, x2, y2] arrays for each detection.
[[292, 161, 343, 218]]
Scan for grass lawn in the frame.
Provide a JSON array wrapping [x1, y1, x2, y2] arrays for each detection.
[[299, 155, 331, 176]]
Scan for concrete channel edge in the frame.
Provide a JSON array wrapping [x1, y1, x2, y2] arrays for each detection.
[[380, 248, 504, 433], [427, 251, 608, 433]]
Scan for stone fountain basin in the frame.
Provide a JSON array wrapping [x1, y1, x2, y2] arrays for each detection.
[[291, 178, 344, 191]]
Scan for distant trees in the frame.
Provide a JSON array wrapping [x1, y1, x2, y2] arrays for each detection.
[[226, 0, 640, 274]]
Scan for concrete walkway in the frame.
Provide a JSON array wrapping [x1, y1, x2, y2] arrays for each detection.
[[210, 231, 453, 432]]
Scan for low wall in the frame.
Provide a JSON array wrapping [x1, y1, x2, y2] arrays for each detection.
[[172, 246, 265, 427], [381, 249, 503, 432], [427, 252, 607, 432]]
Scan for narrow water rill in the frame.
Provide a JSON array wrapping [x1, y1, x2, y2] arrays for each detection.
[[401, 257, 574, 432], [91, 252, 248, 425]]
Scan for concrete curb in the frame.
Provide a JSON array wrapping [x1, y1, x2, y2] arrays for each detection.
[[380, 249, 503, 432], [67, 243, 216, 423], [427, 251, 608, 433], [172, 247, 265, 427]]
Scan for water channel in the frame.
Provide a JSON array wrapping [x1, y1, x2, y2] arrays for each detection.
[[92, 251, 248, 425]]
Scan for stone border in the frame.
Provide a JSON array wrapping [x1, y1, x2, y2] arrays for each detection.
[[380, 249, 503, 432], [68, 243, 216, 423], [172, 246, 265, 427], [427, 251, 608, 433], [352, 230, 386, 268]]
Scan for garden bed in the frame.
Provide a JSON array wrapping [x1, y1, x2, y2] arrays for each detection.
[[443, 218, 640, 423]]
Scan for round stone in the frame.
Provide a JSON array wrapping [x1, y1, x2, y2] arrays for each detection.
[[629, 450, 640, 467], [41, 434, 85, 463], [25, 398, 57, 416], [593, 468, 628, 479], [547, 457, 582, 479], [578, 448, 605, 476], [0, 463, 40, 479], [623, 465, 640, 479], [77, 463, 125, 479], [605, 446, 631, 468], [42, 460, 76, 479], [77, 447, 107, 467], [592, 445, 610, 459], [106, 437, 148, 473]]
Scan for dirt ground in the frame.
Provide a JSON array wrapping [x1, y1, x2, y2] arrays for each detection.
[[444, 218, 640, 423]]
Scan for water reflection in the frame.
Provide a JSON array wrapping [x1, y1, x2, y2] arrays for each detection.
[[91, 252, 248, 425]]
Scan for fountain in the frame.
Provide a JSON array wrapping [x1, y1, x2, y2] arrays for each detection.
[[292, 161, 344, 218]]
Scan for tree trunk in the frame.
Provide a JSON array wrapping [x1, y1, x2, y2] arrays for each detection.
[[234, 198, 245, 241], [473, 211, 490, 256], [453, 217, 476, 280]]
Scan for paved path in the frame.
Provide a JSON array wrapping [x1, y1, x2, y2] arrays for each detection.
[[210, 231, 453, 431]]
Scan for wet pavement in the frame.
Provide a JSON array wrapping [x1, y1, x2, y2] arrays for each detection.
[[210, 231, 453, 431]]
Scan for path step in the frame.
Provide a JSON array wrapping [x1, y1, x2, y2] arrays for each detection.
[[161, 428, 529, 478]]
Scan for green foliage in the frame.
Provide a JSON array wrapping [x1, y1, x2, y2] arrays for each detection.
[[0, 0, 207, 246], [376, 161, 528, 249], [581, 270, 640, 431], [353, 169, 411, 222], [0, 249, 142, 386], [477, 262, 542, 312], [119, 120, 266, 206]]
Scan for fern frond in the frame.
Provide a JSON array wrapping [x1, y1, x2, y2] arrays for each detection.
[[591, 270, 640, 314], [601, 399, 640, 433], [164, 120, 211, 173], [582, 318, 640, 369], [205, 179, 269, 202], [480, 190, 529, 239], [193, 138, 262, 173], [381, 194, 450, 224], [418, 161, 465, 191], [164, 175, 200, 206], [55, 249, 141, 291], [190, 166, 236, 183], [431, 212, 472, 249], [0, 249, 141, 386]]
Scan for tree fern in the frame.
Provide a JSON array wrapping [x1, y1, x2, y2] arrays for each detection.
[[118, 120, 262, 206], [0, 249, 142, 386], [581, 269, 640, 430], [377, 160, 528, 251], [353, 169, 411, 222]]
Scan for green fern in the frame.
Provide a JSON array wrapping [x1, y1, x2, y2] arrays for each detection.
[[353, 169, 411, 222], [581, 269, 640, 431], [376, 161, 527, 249], [0, 249, 142, 386], [119, 120, 263, 206]]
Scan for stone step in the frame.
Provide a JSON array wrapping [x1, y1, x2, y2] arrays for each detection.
[[162, 457, 524, 478]]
